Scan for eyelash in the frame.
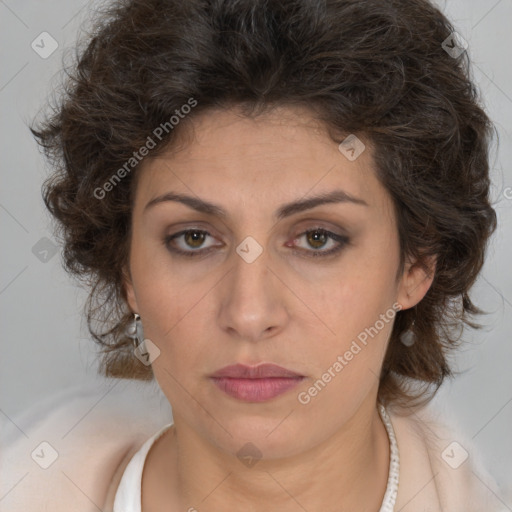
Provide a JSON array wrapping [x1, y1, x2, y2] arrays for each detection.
[[163, 228, 350, 259]]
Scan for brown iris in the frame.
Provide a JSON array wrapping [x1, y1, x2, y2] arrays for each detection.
[[306, 230, 328, 249], [184, 230, 206, 248]]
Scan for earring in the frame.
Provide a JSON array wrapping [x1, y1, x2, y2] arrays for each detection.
[[400, 319, 416, 347], [126, 313, 144, 348]]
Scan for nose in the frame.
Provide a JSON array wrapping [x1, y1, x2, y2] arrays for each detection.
[[217, 245, 289, 343]]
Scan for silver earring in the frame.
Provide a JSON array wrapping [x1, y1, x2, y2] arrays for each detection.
[[126, 313, 144, 348], [400, 320, 416, 347]]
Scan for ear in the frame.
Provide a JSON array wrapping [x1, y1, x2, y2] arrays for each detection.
[[122, 265, 139, 313], [396, 254, 436, 311]]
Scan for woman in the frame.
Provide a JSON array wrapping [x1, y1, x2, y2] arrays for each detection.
[[30, 0, 509, 510]]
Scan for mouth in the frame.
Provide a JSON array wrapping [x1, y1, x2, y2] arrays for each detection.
[[210, 363, 305, 402]]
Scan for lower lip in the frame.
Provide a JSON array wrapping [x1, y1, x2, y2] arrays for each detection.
[[211, 377, 305, 402]]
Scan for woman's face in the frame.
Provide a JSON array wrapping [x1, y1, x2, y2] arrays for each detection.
[[125, 105, 431, 458]]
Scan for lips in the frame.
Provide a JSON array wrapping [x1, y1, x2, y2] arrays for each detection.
[[211, 363, 303, 379], [210, 363, 305, 402]]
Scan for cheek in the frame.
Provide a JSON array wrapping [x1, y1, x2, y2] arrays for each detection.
[[304, 236, 399, 377], [129, 227, 199, 322], [315, 248, 398, 334], [129, 242, 216, 371], [299, 291, 396, 413], [133, 269, 209, 404]]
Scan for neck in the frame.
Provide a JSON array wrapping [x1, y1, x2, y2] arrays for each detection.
[[166, 399, 390, 512]]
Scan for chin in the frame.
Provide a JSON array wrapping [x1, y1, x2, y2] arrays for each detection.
[[207, 415, 311, 460]]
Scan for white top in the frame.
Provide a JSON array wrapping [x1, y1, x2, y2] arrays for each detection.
[[113, 422, 174, 512], [112, 405, 399, 512]]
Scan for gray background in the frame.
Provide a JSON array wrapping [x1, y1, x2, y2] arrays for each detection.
[[1, 0, 511, 490]]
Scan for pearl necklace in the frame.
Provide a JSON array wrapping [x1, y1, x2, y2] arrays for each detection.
[[377, 404, 400, 512]]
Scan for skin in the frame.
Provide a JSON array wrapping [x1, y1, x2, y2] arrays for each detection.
[[124, 105, 434, 512]]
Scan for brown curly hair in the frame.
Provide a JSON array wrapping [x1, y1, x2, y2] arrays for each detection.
[[31, 0, 497, 409]]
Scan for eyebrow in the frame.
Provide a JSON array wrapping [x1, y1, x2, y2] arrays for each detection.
[[144, 189, 368, 220]]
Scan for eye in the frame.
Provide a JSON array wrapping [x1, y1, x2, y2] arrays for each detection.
[[163, 227, 349, 259], [164, 229, 220, 257], [289, 228, 349, 257]]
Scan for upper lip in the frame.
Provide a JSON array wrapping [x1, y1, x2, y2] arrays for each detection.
[[210, 363, 303, 379]]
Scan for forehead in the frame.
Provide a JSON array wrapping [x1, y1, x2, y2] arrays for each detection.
[[135, 105, 394, 221], [162, 105, 350, 167]]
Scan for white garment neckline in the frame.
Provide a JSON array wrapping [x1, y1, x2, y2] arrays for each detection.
[[114, 404, 399, 512], [378, 403, 400, 511]]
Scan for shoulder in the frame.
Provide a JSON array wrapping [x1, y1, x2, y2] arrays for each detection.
[[389, 400, 511, 512], [1, 379, 172, 512]]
